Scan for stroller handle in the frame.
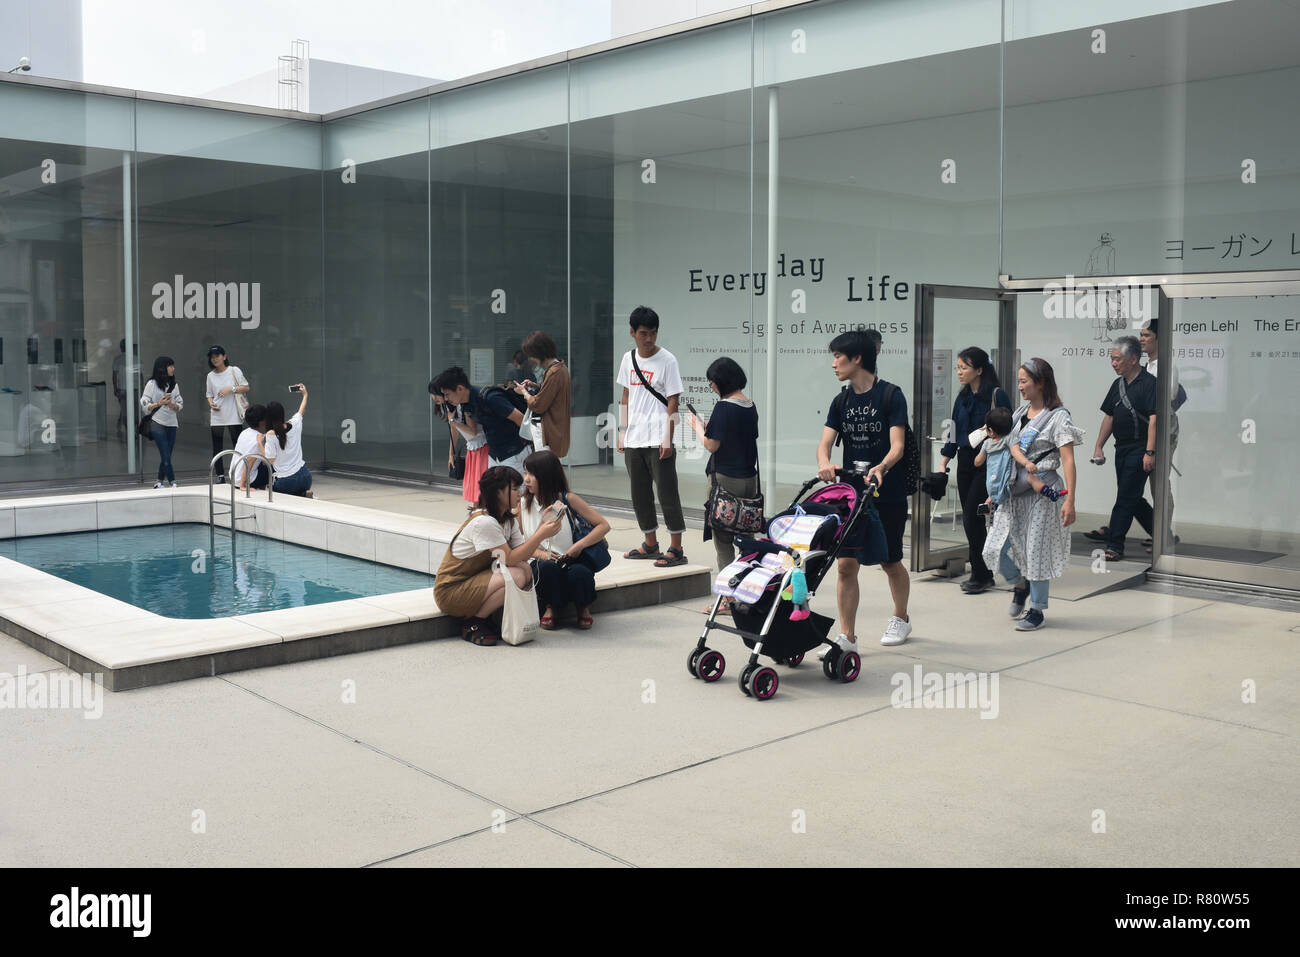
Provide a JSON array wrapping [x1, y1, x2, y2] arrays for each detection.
[[826, 465, 880, 496]]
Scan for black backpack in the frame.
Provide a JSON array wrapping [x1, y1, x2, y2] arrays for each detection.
[[831, 380, 921, 494], [482, 385, 528, 416]]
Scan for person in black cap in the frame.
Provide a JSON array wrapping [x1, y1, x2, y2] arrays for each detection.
[[205, 345, 251, 482]]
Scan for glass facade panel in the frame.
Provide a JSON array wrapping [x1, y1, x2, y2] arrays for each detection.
[[0, 86, 133, 483], [1003, 0, 1300, 278], [323, 98, 430, 476], [754, 1, 1001, 501], [570, 23, 752, 510], [427, 66, 570, 483], [134, 101, 322, 484]]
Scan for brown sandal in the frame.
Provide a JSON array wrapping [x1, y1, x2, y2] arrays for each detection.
[[461, 618, 498, 646]]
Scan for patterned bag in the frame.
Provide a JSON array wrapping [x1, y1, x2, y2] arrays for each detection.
[[706, 466, 766, 535]]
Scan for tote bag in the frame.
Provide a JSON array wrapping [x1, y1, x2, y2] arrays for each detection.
[[494, 558, 539, 645]]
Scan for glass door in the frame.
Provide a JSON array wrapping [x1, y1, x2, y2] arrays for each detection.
[[911, 284, 1017, 573], [1152, 279, 1300, 595]]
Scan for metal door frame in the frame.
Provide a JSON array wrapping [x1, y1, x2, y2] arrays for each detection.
[[911, 283, 1017, 573]]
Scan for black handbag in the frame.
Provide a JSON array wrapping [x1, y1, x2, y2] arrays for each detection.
[[559, 491, 611, 572], [136, 413, 154, 438]]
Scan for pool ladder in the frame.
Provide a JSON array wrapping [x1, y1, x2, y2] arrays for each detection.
[[208, 450, 273, 541]]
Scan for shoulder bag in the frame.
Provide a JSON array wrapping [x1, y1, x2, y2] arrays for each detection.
[[558, 491, 611, 572], [703, 400, 765, 534]]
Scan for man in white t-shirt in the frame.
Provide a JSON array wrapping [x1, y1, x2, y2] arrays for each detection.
[[231, 404, 270, 490], [616, 305, 688, 567]]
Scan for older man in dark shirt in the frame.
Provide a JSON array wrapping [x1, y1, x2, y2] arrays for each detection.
[[1087, 335, 1158, 561]]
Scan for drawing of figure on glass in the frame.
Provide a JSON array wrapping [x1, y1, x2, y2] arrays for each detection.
[[1084, 233, 1126, 343]]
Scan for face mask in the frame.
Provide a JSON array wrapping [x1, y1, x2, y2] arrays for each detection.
[[968, 427, 988, 448]]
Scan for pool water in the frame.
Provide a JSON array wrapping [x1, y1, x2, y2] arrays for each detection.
[[1, 523, 434, 619]]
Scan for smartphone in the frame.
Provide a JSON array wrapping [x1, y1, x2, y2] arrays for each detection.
[[289, 385, 303, 393], [977, 503, 992, 516]]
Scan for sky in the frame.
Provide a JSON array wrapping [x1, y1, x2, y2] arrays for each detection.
[[80, 0, 614, 101]]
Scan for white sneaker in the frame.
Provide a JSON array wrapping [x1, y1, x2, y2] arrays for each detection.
[[154, 482, 166, 489], [881, 616, 912, 646], [170, 481, 180, 488], [817, 633, 857, 660]]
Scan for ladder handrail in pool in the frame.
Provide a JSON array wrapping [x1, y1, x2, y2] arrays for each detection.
[[209, 450, 274, 539]]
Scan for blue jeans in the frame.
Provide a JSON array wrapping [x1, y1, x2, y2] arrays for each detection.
[[999, 541, 1049, 610], [273, 465, 313, 496], [150, 423, 177, 483]]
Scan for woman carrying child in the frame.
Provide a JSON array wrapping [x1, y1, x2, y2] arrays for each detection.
[[980, 358, 1082, 632]]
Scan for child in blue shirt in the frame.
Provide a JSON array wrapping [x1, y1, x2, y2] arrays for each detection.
[[975, 406, 1066, 507]]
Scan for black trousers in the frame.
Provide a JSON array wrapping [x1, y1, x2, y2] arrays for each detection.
[[210, 424, 241, 457], [1106, 443, 1154, 553], [534, 559, 597, 613], [956, 447, 994, 582]]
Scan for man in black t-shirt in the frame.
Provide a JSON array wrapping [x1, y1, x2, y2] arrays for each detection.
[[1088, 336, 1158, 561], [816, 330, 913, 654]]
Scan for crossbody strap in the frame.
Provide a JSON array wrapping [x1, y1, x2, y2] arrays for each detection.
[[630, 351, 669, 407], [1116, 377, 1142, 436]]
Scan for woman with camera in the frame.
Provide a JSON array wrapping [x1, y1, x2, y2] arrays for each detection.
[[518, 449, 610, 630], [433, 383, 488, 505], [258, 385, 313, 497]]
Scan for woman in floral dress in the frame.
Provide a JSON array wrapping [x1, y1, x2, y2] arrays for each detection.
[[982, 357, 1083, 631]]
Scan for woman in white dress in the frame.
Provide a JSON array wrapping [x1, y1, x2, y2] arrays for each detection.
[[982, 357, 1083, 632]]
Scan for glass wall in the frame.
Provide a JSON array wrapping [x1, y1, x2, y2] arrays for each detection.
[[753, 0, 1002, 503], [134, 102, 322, 484], [428, 67, 570, 480], [2, 0, 1298, 599], [323, 98, 430, 475], [569, 22, 753, 507], [0, 84, 133, 484]]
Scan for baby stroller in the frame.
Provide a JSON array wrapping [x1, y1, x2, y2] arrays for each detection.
[[688, 465, 881, 700]]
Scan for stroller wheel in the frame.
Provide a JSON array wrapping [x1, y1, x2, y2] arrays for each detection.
[[786, 652, 805, 668], [837, 651, 861, 683], [822, 647, 842, 680], [688, 647, 704, 678], [738, 664, 755, 696], [696, 650, 726, 683], [750, 666, 779, 701]]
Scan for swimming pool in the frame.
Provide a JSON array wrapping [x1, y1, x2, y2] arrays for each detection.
[[0, 524, 434, 619], [0, 486, 709, 690]]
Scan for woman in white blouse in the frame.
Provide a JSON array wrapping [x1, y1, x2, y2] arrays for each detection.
[[205, 345, 251, 483], [140, 355, 183, 488]]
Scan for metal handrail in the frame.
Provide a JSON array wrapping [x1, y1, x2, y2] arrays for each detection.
[[208, 450, 274, 537]]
